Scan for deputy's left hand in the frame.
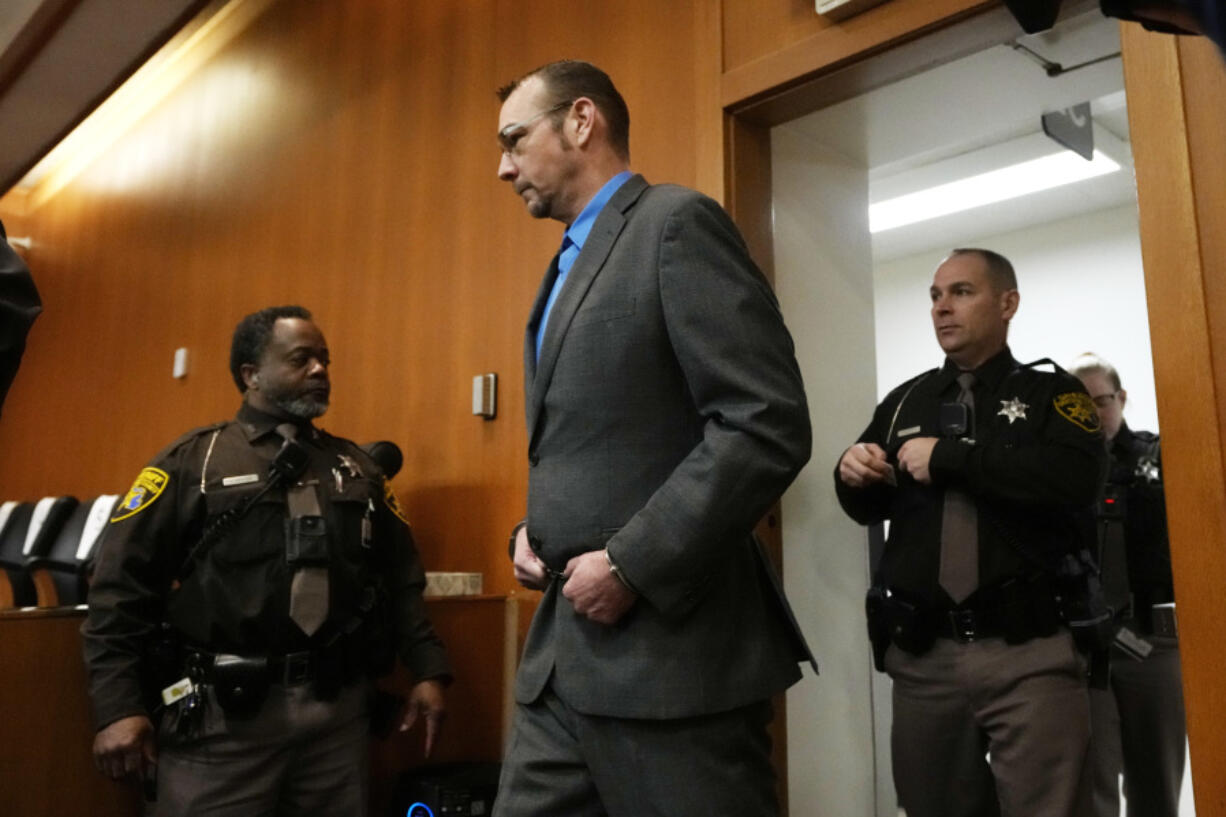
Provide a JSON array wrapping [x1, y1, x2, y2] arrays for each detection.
[[896, 437, 939, 484], [562, 550, 637, 625], [400, 679, 447, 757]]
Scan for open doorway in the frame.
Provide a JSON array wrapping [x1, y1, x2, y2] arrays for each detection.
[[769, 7, 1189, 817]]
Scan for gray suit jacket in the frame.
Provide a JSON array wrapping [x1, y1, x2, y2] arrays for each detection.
[[518, 174, 814, 719]]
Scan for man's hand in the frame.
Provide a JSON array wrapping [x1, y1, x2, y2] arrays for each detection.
[[562, 550, 637, 625], [511, 525, 549, 591], [896, 437, 939, 485], [838, 442, 895, 488], [399, 679, 447, 757], [93, 714, 156, 783]]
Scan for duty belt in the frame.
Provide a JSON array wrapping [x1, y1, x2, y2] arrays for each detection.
[[185, 648, 328, 687], [941, 607, 1007, 643], [931, 579, 1062, 644]]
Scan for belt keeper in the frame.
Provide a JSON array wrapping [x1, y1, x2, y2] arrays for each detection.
[[604, 548, 636, 593]]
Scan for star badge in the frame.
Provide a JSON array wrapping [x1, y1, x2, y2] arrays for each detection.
[[998, 397, 1029, 424], [1136, 457, 1161, 483]]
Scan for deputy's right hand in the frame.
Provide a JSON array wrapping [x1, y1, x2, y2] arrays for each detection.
[[512, 525, 550, 591], [93, 714, 156, 783], [838, 442, 895, 488]]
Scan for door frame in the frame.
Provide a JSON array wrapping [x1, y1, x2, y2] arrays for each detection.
[[718, 5, 1226, 816]]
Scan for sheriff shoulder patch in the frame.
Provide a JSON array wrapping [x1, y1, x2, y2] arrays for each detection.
[[1053, 392, 1101, 432], [112, 467, 170, 521], [383, 478, 410, 525]]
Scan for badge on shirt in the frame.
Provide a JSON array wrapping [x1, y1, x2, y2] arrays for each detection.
[[1053, 392, 1101, 432], [1136, 456, 1161, 483], [383, 477, 410, 525], [998, 397, 1029, 424], [111, 467, 170, 522]]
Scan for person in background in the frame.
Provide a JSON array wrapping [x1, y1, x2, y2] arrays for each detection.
[[1070, 352, 1185, 817], [83, 305, 450, 816], [836, 248, 1106, 817]]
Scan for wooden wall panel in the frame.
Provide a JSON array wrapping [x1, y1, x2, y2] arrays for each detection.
[[1121, 26, 1226, 817], [0, 608, 140, 817], [722, 0, 834, 73], [0, 0, 715, 606], [721, 0, 993, 107]]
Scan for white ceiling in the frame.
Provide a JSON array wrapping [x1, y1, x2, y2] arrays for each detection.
[[786, 9, 1138, 263], [0, 0, 208, 193]]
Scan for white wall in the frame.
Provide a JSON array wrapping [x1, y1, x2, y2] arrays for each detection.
[[772, 123, 895, 817], [874, 204, 1159, 433]]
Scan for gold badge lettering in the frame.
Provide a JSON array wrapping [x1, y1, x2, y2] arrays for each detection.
[[111, 467, 170, 521], [1053, 392, 1101, 433]]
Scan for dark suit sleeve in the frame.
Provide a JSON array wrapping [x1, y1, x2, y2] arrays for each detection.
[[929, 374, 1106, 508], [606, 194, 811, 618], [0, 231, 41, 414], [82, 446, 190, 730]]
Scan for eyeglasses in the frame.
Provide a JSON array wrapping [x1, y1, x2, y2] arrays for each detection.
[[498, 100, 573, 155], [1091, 392, 1120, 408]]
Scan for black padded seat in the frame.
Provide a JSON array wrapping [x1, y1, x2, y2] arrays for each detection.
[[27, 495, 118, 606], [0, 502, 34, 606], [0, 497, 79, 607]]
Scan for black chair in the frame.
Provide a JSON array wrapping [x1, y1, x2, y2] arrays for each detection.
[[27, 494, 118, 607], [0, 502, 33, 607], [0, 497, 78, 607]]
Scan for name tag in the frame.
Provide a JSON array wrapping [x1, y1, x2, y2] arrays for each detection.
[[222, 474, 260, 487], [897, 426, 921, 437]]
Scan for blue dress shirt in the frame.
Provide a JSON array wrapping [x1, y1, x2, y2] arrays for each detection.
[[535, 171, 633, 360]]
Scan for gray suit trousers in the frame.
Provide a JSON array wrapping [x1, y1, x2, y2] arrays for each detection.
[[493, 685, 778, 817]]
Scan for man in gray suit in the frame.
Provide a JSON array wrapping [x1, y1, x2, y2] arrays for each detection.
[[492, 60, 814, 817]]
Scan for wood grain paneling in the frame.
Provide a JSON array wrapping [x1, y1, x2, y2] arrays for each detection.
[[1121, 26, 1226, 817], [723, 0, 834, 73], [0, 0, 713, 606], [721, 0, 993, 109], [0, 608, 141, 817]]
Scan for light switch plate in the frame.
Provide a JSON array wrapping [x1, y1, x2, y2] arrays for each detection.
[[472, 373, 497, 419], [172, 347, 189, 379]]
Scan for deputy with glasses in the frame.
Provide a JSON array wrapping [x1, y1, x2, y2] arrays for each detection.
[[1070, 353, 1185, 817], [492, 60, 815, 817]]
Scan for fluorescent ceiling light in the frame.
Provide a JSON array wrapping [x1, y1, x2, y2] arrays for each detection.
[[869, 149, 1121, 233]]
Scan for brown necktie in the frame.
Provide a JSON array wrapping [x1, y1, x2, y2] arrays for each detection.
[[278, 424, 329, 636], [939, 372, 978, 603]]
